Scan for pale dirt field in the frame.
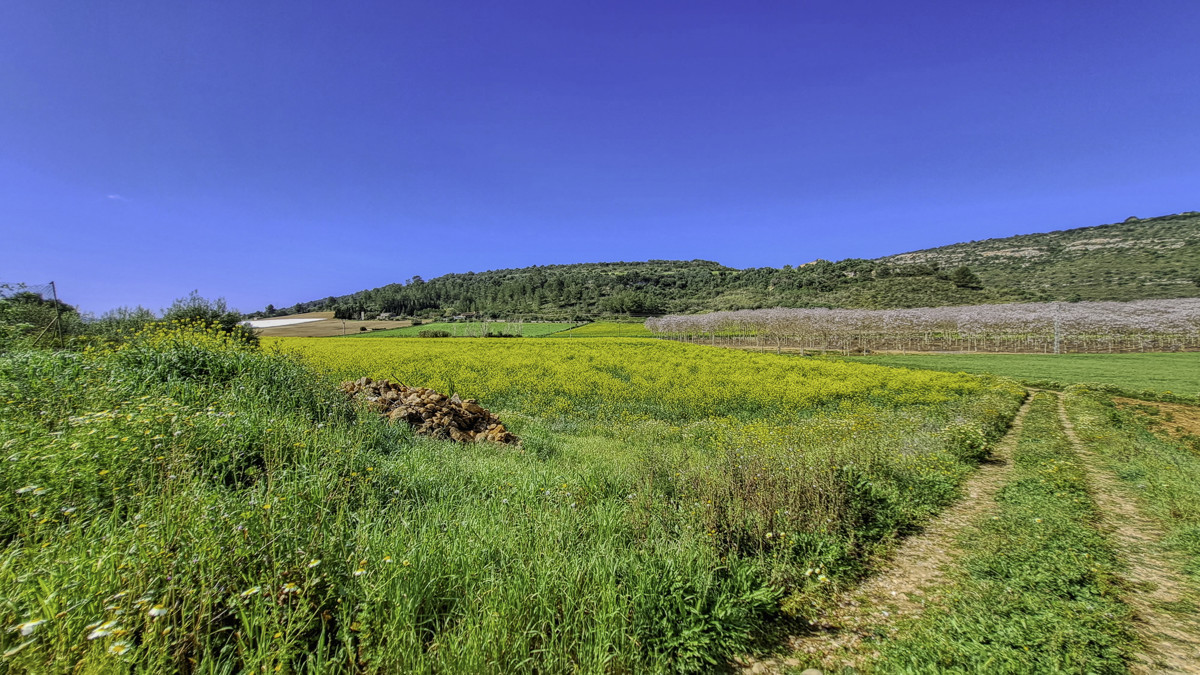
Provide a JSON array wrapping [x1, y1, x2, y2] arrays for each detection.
[[250, 312, 412, 337]]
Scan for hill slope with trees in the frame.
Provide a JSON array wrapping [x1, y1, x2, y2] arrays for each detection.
[[879, 211, 1200, 302], [265, 212, 1200, 320]]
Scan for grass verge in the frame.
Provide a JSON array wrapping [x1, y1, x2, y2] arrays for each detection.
[[841, 352, 1200, 404], [1064, 387, 1200, 577]]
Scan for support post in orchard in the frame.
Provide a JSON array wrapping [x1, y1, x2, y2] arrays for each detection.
[[1053, 313, 1061, 355]]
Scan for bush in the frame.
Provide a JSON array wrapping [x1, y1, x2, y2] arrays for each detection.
[[418, 330, 452, 338], [162, 291, 257, 346]]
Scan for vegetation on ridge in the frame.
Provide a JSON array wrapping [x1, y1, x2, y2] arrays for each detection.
[[262, 212, 1200, 320]]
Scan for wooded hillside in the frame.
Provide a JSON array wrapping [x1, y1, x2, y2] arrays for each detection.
[[265, 212, 1200, 319]]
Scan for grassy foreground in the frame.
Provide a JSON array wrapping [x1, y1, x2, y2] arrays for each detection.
[[844, 352, 1200, 401], [1, 327, 1022, 672]]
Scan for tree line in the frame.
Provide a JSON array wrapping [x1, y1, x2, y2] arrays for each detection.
[[258, 259, 992, 321]]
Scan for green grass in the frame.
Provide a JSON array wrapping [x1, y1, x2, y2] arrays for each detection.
[[843, 352, 1200, 401], [0, 325, 1023, 673], [548, 321, 654, 337], [869, 392, 1135, 673], [346, 321, 575, 338], [1065, 388, 1200, 578]]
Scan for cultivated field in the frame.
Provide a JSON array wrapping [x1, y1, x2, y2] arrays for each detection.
[[647, 298, 1200, 354], [843, 352, 1200, 400], [250, 312, 412, 337], [549, 321, 654, 337], [348, 321, 574, 338]]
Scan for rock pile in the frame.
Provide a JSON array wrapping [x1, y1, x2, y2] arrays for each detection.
[[341, 377, 520, 445]]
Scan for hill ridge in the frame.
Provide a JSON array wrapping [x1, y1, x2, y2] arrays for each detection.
[[263, 212, 1199, 319]]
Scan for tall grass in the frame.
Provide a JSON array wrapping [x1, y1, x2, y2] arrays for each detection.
[[1, 325, 1021, 672]]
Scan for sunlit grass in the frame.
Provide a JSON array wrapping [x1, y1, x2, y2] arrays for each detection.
[[0, 324, 1023, 672]]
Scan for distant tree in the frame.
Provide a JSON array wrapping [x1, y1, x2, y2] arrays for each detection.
[[264, 304, 276, 317], [949, 266, 983, 289], [87, 306, 156, 339]]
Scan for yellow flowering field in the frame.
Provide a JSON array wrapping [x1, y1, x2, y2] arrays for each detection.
[[270, 337, 1004, 424]]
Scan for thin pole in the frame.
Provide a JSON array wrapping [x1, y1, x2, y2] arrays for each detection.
[[50, 281, 63, 347]]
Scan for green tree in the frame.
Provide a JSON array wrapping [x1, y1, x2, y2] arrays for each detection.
[[949, 266, 983, 289]]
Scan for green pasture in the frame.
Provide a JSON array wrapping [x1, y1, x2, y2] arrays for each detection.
[[549, 321, 654, 337], [843, 352, 1200, 400]]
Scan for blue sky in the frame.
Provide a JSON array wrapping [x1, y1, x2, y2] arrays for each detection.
[[3, 1, 1198, 314]]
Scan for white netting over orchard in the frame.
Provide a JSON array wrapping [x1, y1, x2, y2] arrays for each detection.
[[645, 299, 1200, 354]]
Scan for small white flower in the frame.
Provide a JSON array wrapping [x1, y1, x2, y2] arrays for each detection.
[[87, 620, 119, 640], [148, 605, 168, 617], [15, 486, 37, 495], [239, 586, 260, 598], [13, 619, 46, 636], [108, 641, 132, 655], [307, 559, 321, 568]]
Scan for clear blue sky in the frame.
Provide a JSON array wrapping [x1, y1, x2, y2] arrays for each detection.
[[3, 1, 1198, 314]]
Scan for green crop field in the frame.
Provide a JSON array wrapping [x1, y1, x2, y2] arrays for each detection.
[[547, 321, 654, 337], [841, 352, 1200, 400], [347, 321, 575, 338]]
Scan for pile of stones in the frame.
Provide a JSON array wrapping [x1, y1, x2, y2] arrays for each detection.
[[341, 377, 520, 445]]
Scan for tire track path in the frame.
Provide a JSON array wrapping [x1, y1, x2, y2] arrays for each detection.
[[1055, 393, 1200, 674], [736, 394, 1035, 673]]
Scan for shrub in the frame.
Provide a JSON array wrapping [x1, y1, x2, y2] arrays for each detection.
[[418, 330, 452, 338]]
